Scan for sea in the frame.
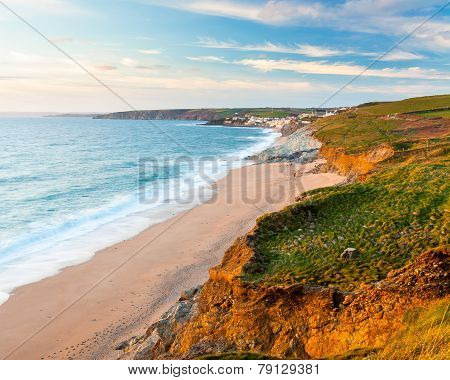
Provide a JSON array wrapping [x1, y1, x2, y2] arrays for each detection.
[[0, 117, 279, 304]]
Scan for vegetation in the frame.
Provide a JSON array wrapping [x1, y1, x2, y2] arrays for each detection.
[[244, 94, 449, 292], [314, 94, 450, 154], [314, 114, 400, 153], [412, 109, 450, 119], [358, 94, 450, 115], [212, 108, 311, 119], [370, 299, 449, 360], [245, 161, 449, 291]]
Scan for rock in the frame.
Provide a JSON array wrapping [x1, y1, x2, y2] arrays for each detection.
[[115, 336, 139, 351], [341, 248, 358, 260], [118, 285, 203, 359], [179, 285, 201, 301], [249, 126, 321, 163]]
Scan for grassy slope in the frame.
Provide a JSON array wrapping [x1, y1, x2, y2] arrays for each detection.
[[241, 95, 449, 359], [184, 108, 310, 119], [246, 161, 449, 290], [359, 95, 450, 115], [413, 109, 450, 119], [314, 94, 450, 154]]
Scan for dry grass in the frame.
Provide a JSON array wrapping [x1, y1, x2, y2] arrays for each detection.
[[370, 299, 450, 360]]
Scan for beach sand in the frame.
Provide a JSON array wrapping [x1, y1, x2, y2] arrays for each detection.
[[0, 161, 345, 360]]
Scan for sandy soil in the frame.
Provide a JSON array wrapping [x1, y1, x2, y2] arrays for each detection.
[[0, 161, 345, 360]]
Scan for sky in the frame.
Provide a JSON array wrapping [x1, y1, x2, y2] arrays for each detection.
[[0, 0, 449, 112]]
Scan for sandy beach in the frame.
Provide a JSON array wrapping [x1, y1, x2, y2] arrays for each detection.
[[0, 161, 345, 360]]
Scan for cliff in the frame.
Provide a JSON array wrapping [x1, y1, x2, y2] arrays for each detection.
[[119, 238, 448, 359], [94, 109, 224, 121], [116, 95, 450, 360], [94, 108, 312, 121], [250, 126, 321, 163]]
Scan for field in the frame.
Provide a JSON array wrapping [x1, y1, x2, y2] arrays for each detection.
[[412, 109, 450, 119], [245, 160, 449, 291], [314, 94, 450, 154], [358, 94, 450, 115]]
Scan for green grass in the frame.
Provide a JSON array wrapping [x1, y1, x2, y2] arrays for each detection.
[[358, 94, 450, 116], [244, 161, 449, 291], [314, 114, 400, 153], [313, 94, 450, 154], [412, 109, 450, 119]]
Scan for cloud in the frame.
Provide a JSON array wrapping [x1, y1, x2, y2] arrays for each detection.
[[146, 1, 449, 52], [145, 0, 322, 24], [380, 50, 425, 61], [348, 82, 450, 96], [136, 64, 170, 70], [195, 37, 375, 58], [4, 0, 89, 15], [121, 57, 139, 67], [95, 65, 117, 71], [186, 56, 228, 63], [138, 49, 162, 55], [237, 58, 450, 80]]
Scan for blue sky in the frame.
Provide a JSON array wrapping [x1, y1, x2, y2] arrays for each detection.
[[0, 0, 449, 112]]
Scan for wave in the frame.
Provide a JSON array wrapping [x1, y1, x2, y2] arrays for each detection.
[[0, 128, 279, 305]]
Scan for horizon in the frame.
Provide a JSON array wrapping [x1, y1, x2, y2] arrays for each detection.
[[1, 0, 449, 112]]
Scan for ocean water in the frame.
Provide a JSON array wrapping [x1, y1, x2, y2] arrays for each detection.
[[0, 117, 279, 304]]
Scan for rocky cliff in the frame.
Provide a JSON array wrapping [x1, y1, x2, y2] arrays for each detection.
[[94, 109, 225, 121], [117, 232, 448, 359], [250, 126, 321, 163]]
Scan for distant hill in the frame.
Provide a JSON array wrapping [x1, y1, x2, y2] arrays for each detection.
[[94, 108, 328, 121], [315, 94, 450, 154], [357, 94, 450, 115]]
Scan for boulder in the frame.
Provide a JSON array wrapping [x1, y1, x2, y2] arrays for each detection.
[[341, 248, 358, 260]]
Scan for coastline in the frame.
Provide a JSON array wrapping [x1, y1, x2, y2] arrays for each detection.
[[0, 122, 279, 306], [0, 157, 345, 359]]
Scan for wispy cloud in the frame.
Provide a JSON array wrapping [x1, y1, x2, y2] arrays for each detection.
[[144, 0, 322, 24], [146, 1, 449, 52], [186, 55, 228, 63], [121, 57, 140, 67], [95, 65, 117, 71], [138, 49, 162, 55], [195, 37, 374, 58], [379, 50, 425, 61], [237, 58, 450, 80], [4, 0, 90, 15]]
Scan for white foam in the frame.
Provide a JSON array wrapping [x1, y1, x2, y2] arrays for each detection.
[[0, 128, 279, 305]]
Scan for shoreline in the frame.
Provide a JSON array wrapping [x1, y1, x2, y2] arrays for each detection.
[[0, 125, 279, 306], [0, 159, 345, 360]]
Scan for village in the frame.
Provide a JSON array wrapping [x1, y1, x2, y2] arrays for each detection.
[[222, 108, 348, 128]]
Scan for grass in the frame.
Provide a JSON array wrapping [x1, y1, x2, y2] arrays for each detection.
[[212, 108, 309, 119], [358, 94, 450, 116], [369, 299, 450, 360], [244, 160, 449, 291], [314, 114, 400, 153], [412, 109, 450, 119], [313, 94, 450, 154]]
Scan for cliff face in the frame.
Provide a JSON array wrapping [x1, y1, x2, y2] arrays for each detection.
[[250, 126, 322, 163], [119, 233, 448, 359], [320, 144, 394, 178], [94, 109, 225, 121]]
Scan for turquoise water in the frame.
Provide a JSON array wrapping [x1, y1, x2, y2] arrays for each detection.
[[0, 117, 278, 303]]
